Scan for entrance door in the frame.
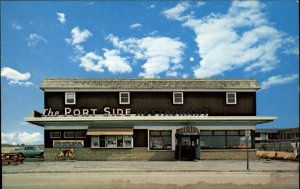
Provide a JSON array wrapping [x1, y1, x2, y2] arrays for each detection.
[[177, 135, 199, 161]]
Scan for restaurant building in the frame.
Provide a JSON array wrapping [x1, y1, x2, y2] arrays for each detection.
[[25, 78, 276, 161]]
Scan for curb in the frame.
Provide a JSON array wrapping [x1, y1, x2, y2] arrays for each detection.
[[2, 170, 299, 174]]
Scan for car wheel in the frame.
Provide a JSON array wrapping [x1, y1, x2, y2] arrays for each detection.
[[20, 153, 26, 158]]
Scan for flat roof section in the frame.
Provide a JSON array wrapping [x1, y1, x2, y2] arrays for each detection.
[[25, 115, 277, 127]]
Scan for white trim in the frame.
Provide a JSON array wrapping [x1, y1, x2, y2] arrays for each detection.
[[65, 92, 76, 105], [44, 88, 258, 92], [26, 116, 277, 124], [226, 92, 237, 105], [45, 126, 88, 130], [119, 92, 130, 104], [173, 92, 183, 104]]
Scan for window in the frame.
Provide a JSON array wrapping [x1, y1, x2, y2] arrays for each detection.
[[226, 92, 237, 104], [173, 92, 183, 104], [200, 130, 252, 149], [149, 130, 172, 150], [91, 135, 133, 148], [75, 131, 86, 138], [50, 132, 61, 138], [106, 136, 117, 147], [64, 132, 74, 138], [119, 92, 130, 104], [65, 92, 76, 105]]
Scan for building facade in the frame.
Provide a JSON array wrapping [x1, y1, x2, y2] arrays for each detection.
[[25, 78, 276, 161], [255, 128, 299, 143]]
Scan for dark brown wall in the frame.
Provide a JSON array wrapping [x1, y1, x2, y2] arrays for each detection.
[[44, 92, 256, 116], [44, 130, 90, 148]]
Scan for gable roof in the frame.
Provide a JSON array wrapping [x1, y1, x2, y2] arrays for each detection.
[[40, 78, 260, 92]]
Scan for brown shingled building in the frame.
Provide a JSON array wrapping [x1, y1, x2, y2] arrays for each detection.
[[25, 78, 276, 161]]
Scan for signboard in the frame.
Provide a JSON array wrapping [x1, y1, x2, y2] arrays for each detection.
[[53, 140, 84, 148]]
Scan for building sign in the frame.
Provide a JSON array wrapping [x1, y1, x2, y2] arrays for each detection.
[[43, 107, 209, 117], [53, 140, 84, 148]]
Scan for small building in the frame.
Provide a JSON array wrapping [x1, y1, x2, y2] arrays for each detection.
[[25, 78, 276, 161], [255, 128, 299, 143]]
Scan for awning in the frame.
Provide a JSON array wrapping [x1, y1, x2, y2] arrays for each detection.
[[87, 127, 133, 136]]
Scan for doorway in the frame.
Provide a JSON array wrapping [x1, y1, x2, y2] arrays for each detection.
[[176, 134, 200, 161]]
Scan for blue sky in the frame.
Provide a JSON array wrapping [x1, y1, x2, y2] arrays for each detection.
[[1, 1, 299, 145]]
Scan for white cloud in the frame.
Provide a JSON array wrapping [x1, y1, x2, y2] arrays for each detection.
[[106, 34, 185, 78], [162, 2, 190, 21], [27, 33, 48, 47], [282, 36, 299, 56], [2, 132, 43, 145], [66, 27, 92, 45], [166, 71, 178, 77], [56, 12, 66, 24], [79, 50, 132, 74], [196, 1, 205, 7], [182, 73, 189, 78], [163, 1, 292, 78], [101, 49, 132, 73], [148, 4, 155, 9], [129, 23, 142, 29], [11, 21, 22, 30], [1, 67, 33, 86], [261, 74, 298, 90]]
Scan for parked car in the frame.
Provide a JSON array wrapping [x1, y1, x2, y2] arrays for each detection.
[[9, 146, 44, 158]]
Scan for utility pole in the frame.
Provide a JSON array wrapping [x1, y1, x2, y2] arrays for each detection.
[[245, 130, 251, 171]]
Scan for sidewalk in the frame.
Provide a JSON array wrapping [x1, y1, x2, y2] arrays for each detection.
[[2, 159, 299, 174]]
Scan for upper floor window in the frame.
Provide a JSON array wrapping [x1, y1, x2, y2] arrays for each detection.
[[173, 92, 183, 104], [226, 92, 237, 105], [65, 92, 76, 105], [119, 92, 130, 104]]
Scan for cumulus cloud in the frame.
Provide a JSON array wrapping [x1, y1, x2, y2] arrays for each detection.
[[27, 33, 48, 47], [56, 12, 66, 24], [1, 67, 33, 86], [163, 1, 294, 78], [162, 2, 190, 21], [79, 50, 132, 74], [261, 74, 298, 90], [66, 27, 92, 45], [106, 34, 185, 78], [1, 132, 43, 145], [129, 23, 142, 29]]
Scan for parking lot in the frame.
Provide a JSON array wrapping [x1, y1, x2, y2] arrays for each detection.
[[2, 159, 299, 189]]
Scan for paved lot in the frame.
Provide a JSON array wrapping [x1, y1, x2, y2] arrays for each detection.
[[2, 159, 299, 173], [2, 159, 299, 189], [3, 172, 299, 189]]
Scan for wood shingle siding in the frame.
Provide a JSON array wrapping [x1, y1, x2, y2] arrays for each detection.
[[45, 92, 256, 116]]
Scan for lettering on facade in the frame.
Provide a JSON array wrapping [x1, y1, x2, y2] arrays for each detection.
[[42, 107, 209, 117]]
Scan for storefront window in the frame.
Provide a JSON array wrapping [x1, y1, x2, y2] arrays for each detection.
[[149, 130, 172, 150], [91, 135, 133, 148], [106, 136, 117, 147], [200, 130, 252, 149]]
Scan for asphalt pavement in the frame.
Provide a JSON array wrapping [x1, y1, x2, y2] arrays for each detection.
[[2, 159, 299, 174]]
